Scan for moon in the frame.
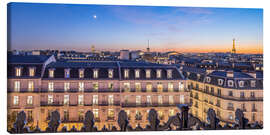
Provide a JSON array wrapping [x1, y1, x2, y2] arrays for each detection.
[[93, 15, 97, 19]]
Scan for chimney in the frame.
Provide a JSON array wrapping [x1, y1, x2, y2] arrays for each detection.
[[226, 71, 234, 78]]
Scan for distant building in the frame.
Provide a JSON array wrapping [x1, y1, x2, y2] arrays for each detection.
[[120, 50, 129, 60]]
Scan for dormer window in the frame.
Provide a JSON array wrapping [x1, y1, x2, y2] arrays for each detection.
[[108, 69, 114, 78], [79, 69, 84, 78], [65, 69, 70, 78], [251, 80, 256, 87], [206, 77, 211, 83], [49, 69, 55, 78], [156, 69, 162, 78], [93, 69, 99, 78], [15, 67, 22, 77], [124, 69, 129, 78], [146, 69, 151, 78], [197, 74, 201, 79], [228, 80, 234, 87], [135, 69, 140, 78], [29, 67, 35, 77], [218, 79, 223, 86], [167, 69, 172, 78], [239, 81, 244, 87]]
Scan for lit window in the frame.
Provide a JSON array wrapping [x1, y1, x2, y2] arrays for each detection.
[[15, 67, 22, 77], [29, 68, 35, 77], [135, 69, 140, 78], [48, 82, 54, 92], [79, 69, 84, 78], [108, 109, 115, 119], [147, 95, 152, 105], [108, 83, 113, 90], [78, 109, 84, 121], [64, 95, 69, 105], [179, 82, 184, 91], [28, 81, 34, 91], [13, 96, 19, 105], [135, 110, 142, 120], [93, 95, 98, 105], [65, 69, 70, 78], [157, 82, 163, 92], [158, 95, 163, 105], [135, 83, 141, 92], [27, 96, 33, 105], [156, 69, 162, 78], [168, 82, 174, 92], [158, 110, 164, 120], [64, 82, 70, 91], [123, 83, 130, 92], [108, 69, 113, 78], [49, 69, 54, 78], [78, 95, 84, 105], [146, 69, 151, 78], [167, 69, 172, 78], [48, 95, 53, 104], [108, 95, 114, 105], [228, 91, 233, 96], [180, 95, 185, 104], [93, 69, 99, 78], [64, 110, 69, 121], [93, 109, 99, 118], [93, 82, 98, 91], [14, 81, 20, 92], [228, 114, 233, 120], [124, 69, 129, 78], [169, 95, 174, 105], [206, 77, 211, 83], [169, 109, 174, 117], [251, 80, 256, 87], [146, 82, 152, 92], [124, 95, 129, 103], [250, 92, 255, 98], [136, 96, 141, 105], [79, 82, 84, 92], [239, 81, 244, 87]]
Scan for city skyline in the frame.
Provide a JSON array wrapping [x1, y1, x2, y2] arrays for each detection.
[[8, 3, 263, 54]]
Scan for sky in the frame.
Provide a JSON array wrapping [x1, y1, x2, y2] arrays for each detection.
[[8, 3, 263, 54]]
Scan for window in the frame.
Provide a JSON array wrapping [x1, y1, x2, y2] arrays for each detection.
[[252, 113, 256, 121], [135, 83, 141, 92], [240, 92, 245, 98], [179, 82, 184, 91], [169, 95, 174, 105], [146, 69, 151, 78], [157, 82, 163, 92], [93, 82, 98, 91], [124, 69, 129, 78], [27, 96, 33, 105], [250, 92, 255, 98], [167, 69, 172, 78], [180, 95, 185, 104], [146, 82, 152, 92], [108, 83, 113, 90], [48, 95, 53, 104], [13, 96, 19, 105], [65, 69, 70, 78], [15, 67, 22, 77], [228, 80, 234, 87], [28, 81, 34, 91], [158, 110, 164, 120], [78, 109, 84, 121], [228, 91, 233, 96], [252, 103, 256, 111], [136, 96, 141, 105], [64, 82, 70, 91], [29, 68, 35, 77], [206, 77, 211, 83], [64, 95, 69, 105], [14, 81, 20, 92], [108, 95, 114, 105], [147, 95, 152, 105], [217, 88, 221, 96], [228, 102, 234, 110], [239, 81, 244, 87], [79, 69, 84, 78], [123, 83, 130, 92], [168, 82, 174, 92], [135, 110, 142, 120], [135, 69, 140, 78], [93, 95, 98, 105], [126, 110, 131, 119], [108, 109, 115, 119], [27, 111, 33, 122], [158, 95, 163, 105], [63, 110, 69, 121], [79, 82, 84, 92], [48, 82, 54, 92], [216, 99, 221, 107], [218, 79, 223, 85], [156, 69, 162, 78], [108, 69, 113, 78], [124, 95, 129, 104], [251, 80, 256, 87], [78, 95, 84, 105], [228, 114, 233, 120], [205, 86, 209, 93], [210, 87, 214, 94], [93, 109, 99, 118], [93, 69, 98, 78], [169, 109, 174, 117], [241, 103, 246, 110], [49, 69, 54, 78]]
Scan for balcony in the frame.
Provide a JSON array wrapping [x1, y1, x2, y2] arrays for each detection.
[[8, 88, 39, 93], [40, 101, 63, 106], [121, 103, 176, 108], [227, 106, 234, 111]]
